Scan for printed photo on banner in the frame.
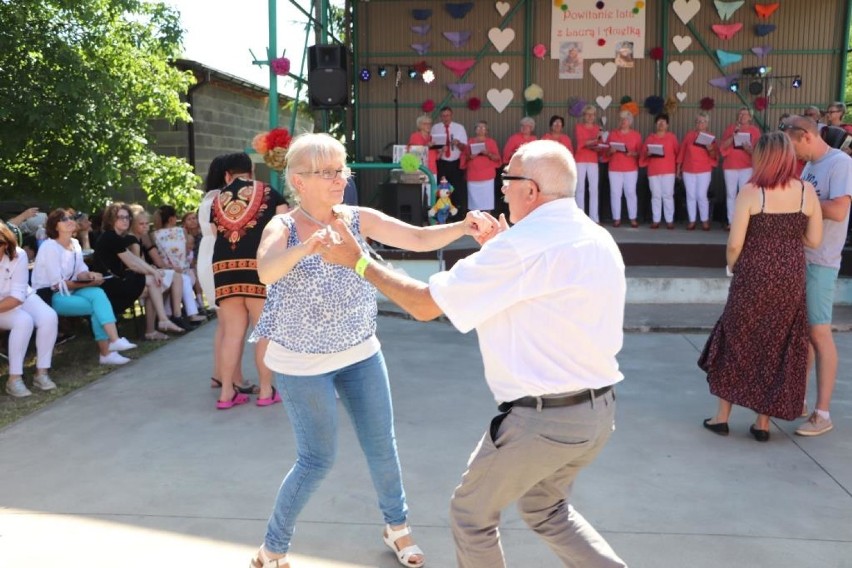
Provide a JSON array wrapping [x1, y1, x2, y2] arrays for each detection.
[[550, 0, 646, 61], [614, 41, 634, 68], [559, 42, 583, 79]]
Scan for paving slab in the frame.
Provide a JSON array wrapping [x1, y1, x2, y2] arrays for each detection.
[[0, 318, 850, 567]]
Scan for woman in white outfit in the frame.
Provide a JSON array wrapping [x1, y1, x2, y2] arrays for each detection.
[[573, 105, 604, 222], [0, 223, 58, 397]]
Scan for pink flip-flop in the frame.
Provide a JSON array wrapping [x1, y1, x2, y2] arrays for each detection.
[[256, 386, 282, 407], [216, 391, 250, 410]]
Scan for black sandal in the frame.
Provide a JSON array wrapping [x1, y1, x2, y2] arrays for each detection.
[[210, 377, 260, 395]]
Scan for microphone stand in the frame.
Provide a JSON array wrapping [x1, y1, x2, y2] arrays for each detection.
[[394, 66, 401, 144]]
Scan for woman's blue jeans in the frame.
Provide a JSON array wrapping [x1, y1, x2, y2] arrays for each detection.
[[264, 350, 408, 554]]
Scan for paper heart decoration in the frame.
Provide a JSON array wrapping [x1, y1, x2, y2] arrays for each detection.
[[672, 35, 692, 53], [490, 62, 509, 79], [495, 1, 510, 16], [672, 0, 701, 24], [589, 62, 617, 87], [595, 95, 612, 110], [676, 92, 688, 102], [486, 88, 513, 113], [667, 60, 694, 86], [488, 27, 515, 53]]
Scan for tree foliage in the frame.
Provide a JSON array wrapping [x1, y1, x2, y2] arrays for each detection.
[[0, 0, 200, 211]]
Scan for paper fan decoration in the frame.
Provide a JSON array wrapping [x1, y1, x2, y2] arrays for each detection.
[[411, 42, 430, 55], [412, 8, 432, 20], [443, 31, 472, 48], [410, 24, 431, 35], [442, 59, 476, 78], [711, 23, 743, 40], [445, 2, 474, 19], [447, 82, 475, 99]]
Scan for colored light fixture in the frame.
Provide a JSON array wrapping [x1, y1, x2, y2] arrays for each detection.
[[729, 80, 739, 93], [378, 66, 388, 78], [792, 75, 802, 88], [359, 67, 371, 82], [407, 67, 418, 79]]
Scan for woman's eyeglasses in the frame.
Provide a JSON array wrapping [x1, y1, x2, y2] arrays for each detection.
[[298, 167, 352, 180], [115, 214, 131, 220], [59, 216, 74, 222]]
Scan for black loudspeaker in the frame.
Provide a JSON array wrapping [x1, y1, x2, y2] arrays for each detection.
[[308, 44, 348, 109], [381, 183, 426, 226]]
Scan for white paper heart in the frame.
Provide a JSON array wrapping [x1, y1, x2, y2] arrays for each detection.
[[673, 35, 692, 53], [676, 92, 687, 102], [672, 0, 701, 24], [488, 27, 515, 53], [589, 62, 617, 87], [495, 1, 510, 16], [490, 62, 510, 79], [595, 95, 612, 110], [486, 88, 513, 113], [667, 60, 694, 86]]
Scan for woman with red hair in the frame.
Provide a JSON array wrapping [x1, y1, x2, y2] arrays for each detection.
[[699, 132, 823, 442]]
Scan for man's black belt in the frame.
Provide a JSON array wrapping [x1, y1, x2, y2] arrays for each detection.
[[498, 385, 613, 412]]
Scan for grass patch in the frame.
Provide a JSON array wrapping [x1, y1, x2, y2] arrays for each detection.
[[0, 315, 208, 429]]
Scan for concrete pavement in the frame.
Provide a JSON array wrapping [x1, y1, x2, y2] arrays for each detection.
[[0, 317, 850, 567]]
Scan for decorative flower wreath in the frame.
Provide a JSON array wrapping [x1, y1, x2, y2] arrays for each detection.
[[252, 127, 292, 171]]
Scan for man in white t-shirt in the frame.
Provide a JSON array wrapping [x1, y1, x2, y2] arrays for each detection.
[[783, 115, 852, 437], [320, 140, 628, 567]]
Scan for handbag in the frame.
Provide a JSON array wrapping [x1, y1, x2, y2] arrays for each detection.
[[35, 287, 54, 306]]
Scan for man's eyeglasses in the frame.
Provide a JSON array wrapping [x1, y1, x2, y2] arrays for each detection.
[[501, 174, 536, 185], [298, 167, 352, 180]]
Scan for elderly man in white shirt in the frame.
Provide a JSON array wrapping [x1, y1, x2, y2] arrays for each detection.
[[0, 223, 58, 397], [320, 139, 627, 568]]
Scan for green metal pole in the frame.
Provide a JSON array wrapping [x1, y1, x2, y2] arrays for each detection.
[[268, 0, 280, 191], [840, 0, 852, 101], [660, 3, 668, 99], [524, 0, 532, 91]]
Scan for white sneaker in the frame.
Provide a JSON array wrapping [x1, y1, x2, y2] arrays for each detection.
[[6, 379, 32, 398], [108, 337, 137, 352], [32, 374, 57, 391], [100, 352, 130, 366], [795, 412, 833, 437]]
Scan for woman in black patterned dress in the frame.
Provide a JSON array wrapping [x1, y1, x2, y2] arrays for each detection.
[[211, 152, 288, 409], [699, 132, 823, 441]]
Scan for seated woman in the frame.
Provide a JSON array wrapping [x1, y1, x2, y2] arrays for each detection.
[[31, 209, 137, 366], [91, 203, 148, 318], [127, 206, 184, 339], [153, 205, 206, 325], [0, 223, 58, 397], [181, 209, 206, 313]]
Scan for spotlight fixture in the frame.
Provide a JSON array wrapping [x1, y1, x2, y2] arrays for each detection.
[[378, 66, 388, 78], [742, 65, 772, 77], [728, 80, 739, 93], [407, 67, 418, 79], [748, 80, 763, 95], [421, 68, 435, 84], [792, 75, 802, 88], [359, 67, 371, 82]]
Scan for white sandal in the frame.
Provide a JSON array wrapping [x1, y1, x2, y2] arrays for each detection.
[[249, 545, 289, 568], [383, 524, 425, 568]]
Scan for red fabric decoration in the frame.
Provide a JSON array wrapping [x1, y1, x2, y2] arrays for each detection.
[[422, 99, 435, 112], [649, 47, 663, 61], [597, 38, 606, 46], [467, 97, 481, 111], [754, 97, 768, 111], [700, 97, 715, 111]]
